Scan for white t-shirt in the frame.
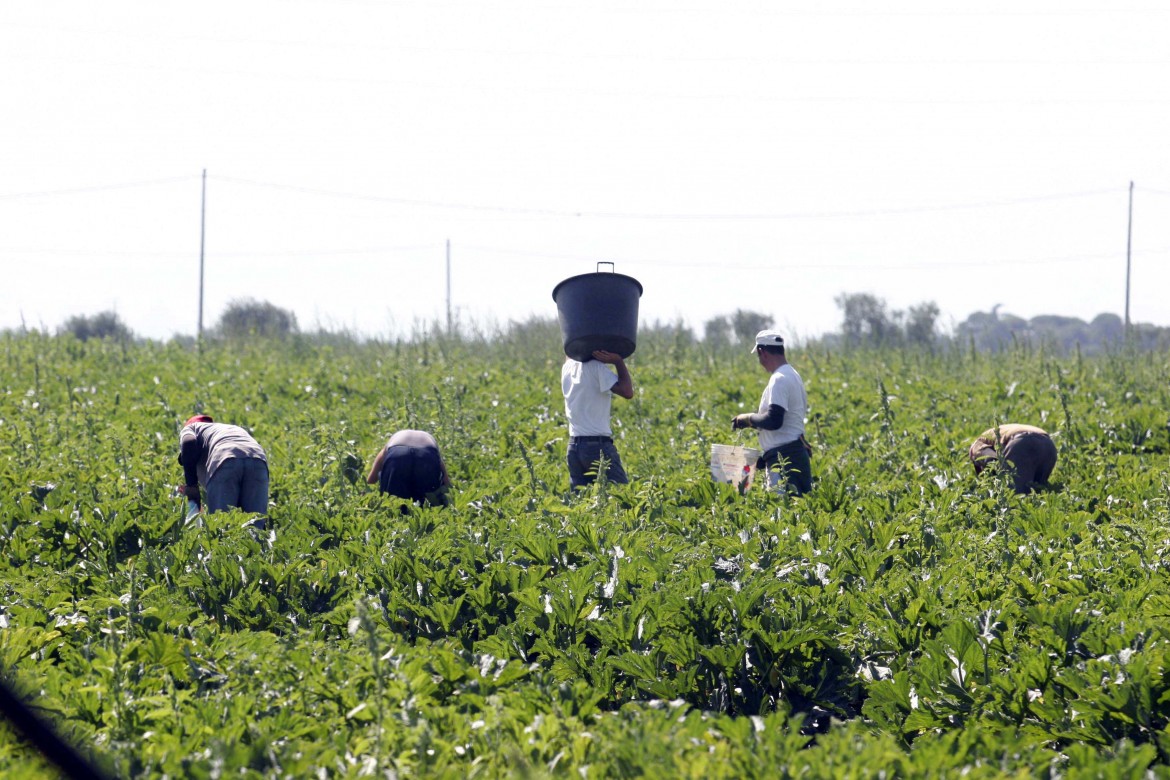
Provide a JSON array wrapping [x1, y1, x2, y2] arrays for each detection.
[[757, 363, 807, 452], [561, 359, 619, 437]]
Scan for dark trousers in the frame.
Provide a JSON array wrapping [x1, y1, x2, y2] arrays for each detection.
[[1002, 432, 1058, 493], [759, 439, 812, 496], [379, 445, 446, 504]]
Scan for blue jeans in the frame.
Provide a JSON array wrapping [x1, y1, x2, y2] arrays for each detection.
[[205, 458, 269, 514], [379, 444, 447, 505], [567, 438, 628, 489]]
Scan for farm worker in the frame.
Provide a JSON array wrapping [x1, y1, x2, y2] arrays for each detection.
[[731, 330, 812, 495], [968, 424, 1057, 493], [562, 350, 634, 489], [178, 415, 269, 514], [366, 429, 452, 507]]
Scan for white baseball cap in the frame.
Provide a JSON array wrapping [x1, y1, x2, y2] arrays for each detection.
[[751, 329, 784, 353]]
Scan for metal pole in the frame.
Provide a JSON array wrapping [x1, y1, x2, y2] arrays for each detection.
[[446, 239, 451, 336], [198, 169, 207, 340], [1124, 181, 1133, 331]]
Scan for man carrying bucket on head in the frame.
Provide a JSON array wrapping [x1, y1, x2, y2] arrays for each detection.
[[732, 330, 812, 496], [562, 350, 634, 489]]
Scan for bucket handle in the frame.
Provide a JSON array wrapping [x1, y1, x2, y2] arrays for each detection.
[[597, 261, 615, 274]]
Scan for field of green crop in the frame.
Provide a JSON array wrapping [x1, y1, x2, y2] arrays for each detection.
[[3, 328, 1170, 778]]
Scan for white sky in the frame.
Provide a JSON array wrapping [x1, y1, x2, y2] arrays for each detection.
[[2, 1, 1168, 342]]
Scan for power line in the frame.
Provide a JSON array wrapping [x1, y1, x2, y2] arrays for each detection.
[[212, 175, 1122, 221], [0, 171, 1142, 220], [5, 243, 1165, 269], [456, 243, 1170, 272], [0, 175, 197, 200], [0, 244, 440, 258]]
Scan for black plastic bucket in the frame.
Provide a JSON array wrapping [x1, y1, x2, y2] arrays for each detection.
[[552, 263, 643, 361]]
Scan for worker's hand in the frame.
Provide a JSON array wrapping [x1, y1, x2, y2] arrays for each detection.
[[731, 414, 754, 430], [592, 350, 622, 365], [182, 484, 201, 502]]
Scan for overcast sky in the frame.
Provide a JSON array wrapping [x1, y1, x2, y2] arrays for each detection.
[[3, 1, 1168, 342]]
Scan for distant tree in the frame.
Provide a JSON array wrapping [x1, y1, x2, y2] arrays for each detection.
[[1029, 314, 1082, 330], [703, 315, 731, 346], [957, 309, 1142, 353], [1131, 322, 1170, 352], [730, 309, 772, 343], [58, 311, 134, 342], [904, 302, 940, 346], [835, 292, 900, 346], [1030, 315, 1088, 350], [957, 306, 1170, 353], [214, 299, 298, 340], [1090, 313, 1124, 345]]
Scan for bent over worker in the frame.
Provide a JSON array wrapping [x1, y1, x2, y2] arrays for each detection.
[[969, 423, 1057, 494], [179, 415, 269, 514], [366, 429, 451, 507], [732, 330, 812, 496]]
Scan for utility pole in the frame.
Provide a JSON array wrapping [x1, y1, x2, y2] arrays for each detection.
[[198, 169, 207, 341], [1124, 180, 1133, 331], [446, 239, 452, 336]]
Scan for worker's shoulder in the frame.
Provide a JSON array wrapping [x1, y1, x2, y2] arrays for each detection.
[[771, 363, 803, 382], [389, 429, 438, 448], [976, 423, 1048, 442]]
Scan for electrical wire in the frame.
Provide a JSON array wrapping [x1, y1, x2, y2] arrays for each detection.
[[0, 176, 198, 200], [212, 175, 1124, 221], [459, 244, 1170, 272]]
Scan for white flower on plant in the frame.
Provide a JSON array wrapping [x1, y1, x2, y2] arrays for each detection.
[[603, 548, 620, 599], [946, 650, 966, 686]]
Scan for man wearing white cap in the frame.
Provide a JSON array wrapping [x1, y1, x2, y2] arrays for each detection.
[[731, 330, 812, 495]]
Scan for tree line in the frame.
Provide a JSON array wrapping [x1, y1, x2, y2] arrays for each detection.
[[820, 293, 1170, 353], [18, 294, 1170, 353], [48, 299, 300, 344]]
